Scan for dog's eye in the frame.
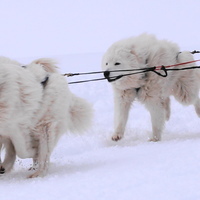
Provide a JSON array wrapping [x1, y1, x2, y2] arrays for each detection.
[[114, 62, 121, 66], [106, 63, 108, 65]]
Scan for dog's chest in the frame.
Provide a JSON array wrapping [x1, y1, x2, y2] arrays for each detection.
[[135, 86, 158, 102], [136, 88, 148, 103], [135, 87, 143, 100]]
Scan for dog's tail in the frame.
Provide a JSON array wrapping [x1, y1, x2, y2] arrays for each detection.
[[28, 58, 59, 83], [31, 58, 58, 73], [68, 93, 93, 133]]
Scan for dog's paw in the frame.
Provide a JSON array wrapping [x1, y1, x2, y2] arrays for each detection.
[[28, 172, 39, 178], [148, 137, 160, 142], [28, 170, 45, 178], [112, 134, 122, 141], [28, 165, 48, 178], [0, 166, 5, 174]]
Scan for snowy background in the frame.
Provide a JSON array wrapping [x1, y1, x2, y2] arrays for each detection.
[[1, 0, 200, 200]]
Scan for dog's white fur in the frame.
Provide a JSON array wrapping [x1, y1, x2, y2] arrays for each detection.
[[102, 33, 200, 141], [0, 57, 93, 177]]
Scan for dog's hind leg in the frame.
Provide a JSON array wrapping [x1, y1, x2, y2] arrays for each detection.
[[164, 97, 171, 121], [0, 137, 16, 174], [194, 98, 200, 117], [145, 99, 166, 142], [0, 138, 2, 163], [112, 88, 136, 141]]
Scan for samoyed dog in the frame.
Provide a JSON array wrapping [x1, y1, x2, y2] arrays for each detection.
[[0, 57, 93, 178], [102, 33, 200, 142]]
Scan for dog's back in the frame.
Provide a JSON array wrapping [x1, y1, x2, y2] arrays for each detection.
[[0, 58, 44, 158], [29, 58, 93, 135]]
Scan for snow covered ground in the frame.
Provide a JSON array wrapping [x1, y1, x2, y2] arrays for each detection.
[[1, 0, 200, 199], [1, 53, 200, 200]]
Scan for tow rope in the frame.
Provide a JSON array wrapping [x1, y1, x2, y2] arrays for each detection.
[[64, 50, 200, 84]]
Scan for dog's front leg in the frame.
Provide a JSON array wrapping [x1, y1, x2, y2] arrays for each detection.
[[145, 99, 166, 141], [112, 88, 135, 141], [0, 137, 16, 174]]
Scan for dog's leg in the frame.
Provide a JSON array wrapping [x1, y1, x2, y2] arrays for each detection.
[[0, 138, 3, 173], [28, 136, 39, 171], [10, 131, 36, 159], [112, 88, 135, 141], [164, 97, 171, 121], [194, 98, 200, 117], [0, 138, 16, 174], [0, 138, 2, 164], [29, 125, 50, 178], [145, 99, 166, 142]]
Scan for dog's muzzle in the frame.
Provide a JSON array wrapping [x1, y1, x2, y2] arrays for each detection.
[[103, 71, 123, 82]]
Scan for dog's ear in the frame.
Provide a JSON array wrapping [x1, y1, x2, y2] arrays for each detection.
[[130, 49, 149, 65], [33, 58, 58, 73], [130, 49, 142, 63]]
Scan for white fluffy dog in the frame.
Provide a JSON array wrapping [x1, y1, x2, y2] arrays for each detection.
[[102, 33, 200, 142], [0, 57, 93, 177]]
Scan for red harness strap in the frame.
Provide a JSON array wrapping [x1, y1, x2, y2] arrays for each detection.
[[155, 59, 200, 70]]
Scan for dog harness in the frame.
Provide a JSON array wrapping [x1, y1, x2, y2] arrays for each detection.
[[21, 65, 49, 88], [40, 76, 49, 88]]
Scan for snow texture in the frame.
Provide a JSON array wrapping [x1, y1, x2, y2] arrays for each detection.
[[1, 0, 200, 199]]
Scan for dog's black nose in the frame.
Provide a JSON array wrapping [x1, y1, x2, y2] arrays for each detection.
[[104, 71, 110, 79]]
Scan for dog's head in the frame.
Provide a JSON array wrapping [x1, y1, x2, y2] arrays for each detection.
[[102, 42, 147, 90]]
